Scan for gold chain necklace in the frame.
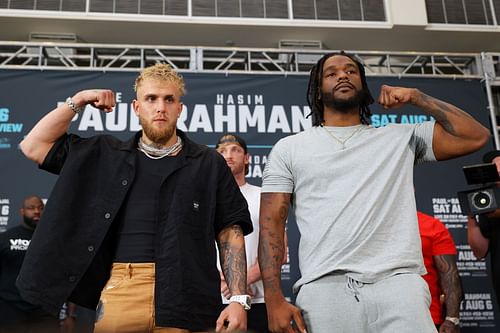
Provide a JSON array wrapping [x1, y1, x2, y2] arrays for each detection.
[[323, 125, 365, 150]]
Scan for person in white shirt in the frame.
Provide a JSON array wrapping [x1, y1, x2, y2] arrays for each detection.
[[216, 134, 287, 333]]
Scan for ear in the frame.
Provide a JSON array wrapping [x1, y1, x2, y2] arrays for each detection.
[[132, 99, 139, 116], [178, 103, 184, 118], [244, 153, 250, 165]]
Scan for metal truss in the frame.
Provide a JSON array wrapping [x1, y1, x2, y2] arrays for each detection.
[[1, 41, 499, 147], [0, 41, 484, 79]]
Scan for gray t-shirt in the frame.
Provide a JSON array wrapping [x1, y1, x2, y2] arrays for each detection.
[[262, 122, 436, 291]]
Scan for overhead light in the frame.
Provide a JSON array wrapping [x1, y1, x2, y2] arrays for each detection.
[[279, 40, 323, 49], [29, 32, 77, 42], [27, 32, 77, 57]]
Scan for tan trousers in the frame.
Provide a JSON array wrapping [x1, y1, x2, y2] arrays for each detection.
[[94, 263, 207, 333]]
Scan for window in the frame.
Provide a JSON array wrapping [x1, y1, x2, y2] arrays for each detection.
[[293, 0, 385, 21], [426, 0, 496, 25]]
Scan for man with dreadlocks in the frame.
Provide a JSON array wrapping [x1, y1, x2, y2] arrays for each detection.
[[257, 52, 490, 333]]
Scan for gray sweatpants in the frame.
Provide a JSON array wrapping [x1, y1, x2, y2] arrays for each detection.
[[295, 273, 437, 333]]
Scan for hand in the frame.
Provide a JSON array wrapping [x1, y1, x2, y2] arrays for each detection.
[[267, 299, 307, 333], [215, 302, 247, 332], [73, 89, 116, 113], [377, 85, 419, 109], [439, 319, 460, 333], [60, 317, 76, 333]]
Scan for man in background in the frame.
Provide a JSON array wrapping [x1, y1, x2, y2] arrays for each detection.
[[0, 195, 60, 333], [216, 133, 274, 333], [418, 211, 462, 333]]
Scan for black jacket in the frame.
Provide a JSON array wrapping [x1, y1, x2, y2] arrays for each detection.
[[16, 130, 252, 331]]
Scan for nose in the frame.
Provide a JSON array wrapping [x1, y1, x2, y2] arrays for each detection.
[[156, 101, 167, 113], [337, 71, 349, 81]]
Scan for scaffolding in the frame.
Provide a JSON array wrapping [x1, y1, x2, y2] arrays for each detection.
[[0, 41, 499, 146]]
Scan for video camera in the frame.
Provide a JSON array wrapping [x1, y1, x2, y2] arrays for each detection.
[[457, 163, 500, 215]]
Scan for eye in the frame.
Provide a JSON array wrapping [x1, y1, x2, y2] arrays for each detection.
[[146, 96, 155, 102], [166, 96, 175, 104]]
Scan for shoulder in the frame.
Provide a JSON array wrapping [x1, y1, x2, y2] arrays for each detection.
[[272, 128, 317, 151]]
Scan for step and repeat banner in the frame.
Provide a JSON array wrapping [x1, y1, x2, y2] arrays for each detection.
[[0, 69, 498, 330]]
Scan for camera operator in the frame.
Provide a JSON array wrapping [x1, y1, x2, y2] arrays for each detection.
[[467, 150, 500, 307]]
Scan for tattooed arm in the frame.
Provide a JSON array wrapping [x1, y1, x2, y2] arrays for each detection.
[[215, 224, 248, 332], [258, 192, 306, 333], [435, 254, 463, 333], [378, 85, 490, 161]]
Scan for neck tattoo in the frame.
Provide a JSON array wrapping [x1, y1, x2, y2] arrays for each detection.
[[137, 136, 183, 159], [323, 125, 365, 150]]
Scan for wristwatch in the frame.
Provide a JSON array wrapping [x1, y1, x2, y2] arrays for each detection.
[[229, 295, 251, 310], [445, 316, 460, 325]]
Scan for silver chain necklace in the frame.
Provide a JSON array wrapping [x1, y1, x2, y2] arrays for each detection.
[[323, 125, 365, 150], [137, 136, 183, 159]]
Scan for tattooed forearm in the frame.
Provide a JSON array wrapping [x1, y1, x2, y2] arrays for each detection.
[[435, 254, 463, 317], [419, 92, 477, 136], [258, 192, 290, 299], [219, 224, 247, 295]]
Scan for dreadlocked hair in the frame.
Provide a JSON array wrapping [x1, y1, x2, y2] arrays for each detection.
[[306, 51, 374, 126]]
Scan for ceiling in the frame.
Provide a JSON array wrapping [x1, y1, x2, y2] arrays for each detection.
[[1, 15, 500, 53]]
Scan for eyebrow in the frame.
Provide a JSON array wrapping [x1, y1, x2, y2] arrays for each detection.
[[144, 94, 176, 99], [324, 63, 357, 71]]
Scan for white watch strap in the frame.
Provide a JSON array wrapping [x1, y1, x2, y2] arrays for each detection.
[[228, 295, 251, 310]]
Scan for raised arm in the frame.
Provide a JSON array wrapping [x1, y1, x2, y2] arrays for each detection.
[[215, 224, 247, 332], [378, 85, 490, 161], [258, 192, 306, 333], [434, 254, 463, 333], [20, 89, 115, 165]]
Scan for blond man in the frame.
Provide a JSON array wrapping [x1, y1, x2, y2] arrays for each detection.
[[17, 64, 252, 332]]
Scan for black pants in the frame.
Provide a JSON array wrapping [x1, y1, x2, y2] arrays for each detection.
[[0, 298, 59, 333], [247, 303, 270, 333]]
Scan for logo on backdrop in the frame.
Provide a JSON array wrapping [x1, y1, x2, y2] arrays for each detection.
[[456, 244, 488, 278], [0, 198, 10, 232], [68, 92, 313, 135], [431, 197, 467, 229], [460, 293, 496, 328], [0, 108, 22, 149], [370, 113, 435, 128]]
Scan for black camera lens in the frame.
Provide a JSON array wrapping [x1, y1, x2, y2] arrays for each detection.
[[472, 191, 492, 209]]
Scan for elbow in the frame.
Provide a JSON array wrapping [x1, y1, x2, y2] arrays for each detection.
[[478, 127, 492, 149], [467, 127, 492, 155], [19, 139, 43, 165], [471, 248, 487, 260]]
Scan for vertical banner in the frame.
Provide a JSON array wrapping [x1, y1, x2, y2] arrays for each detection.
[[0, 69, 498, 331]]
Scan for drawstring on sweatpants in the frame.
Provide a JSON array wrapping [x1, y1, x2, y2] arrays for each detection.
[[346, 276, 364, 302]]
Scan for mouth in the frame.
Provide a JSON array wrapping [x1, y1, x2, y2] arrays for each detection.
[[153, 118, 167, 123], [335, 83, 354, 91]]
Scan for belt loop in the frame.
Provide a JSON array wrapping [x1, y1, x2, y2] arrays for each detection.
[[126, 263, 132, 278]]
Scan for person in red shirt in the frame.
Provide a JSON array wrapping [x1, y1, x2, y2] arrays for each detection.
[[418, 211, 463, 333]]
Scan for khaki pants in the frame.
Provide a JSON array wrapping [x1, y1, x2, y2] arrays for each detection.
[[94, 263, 207, 333]]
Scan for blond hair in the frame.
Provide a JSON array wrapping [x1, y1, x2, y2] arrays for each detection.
[[134, 63, 186, 96]]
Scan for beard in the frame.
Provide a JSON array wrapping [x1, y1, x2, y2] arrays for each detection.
[[140, 117, 176, 146], [321, 88, 368, 112], [23, 216, 38, 229]]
